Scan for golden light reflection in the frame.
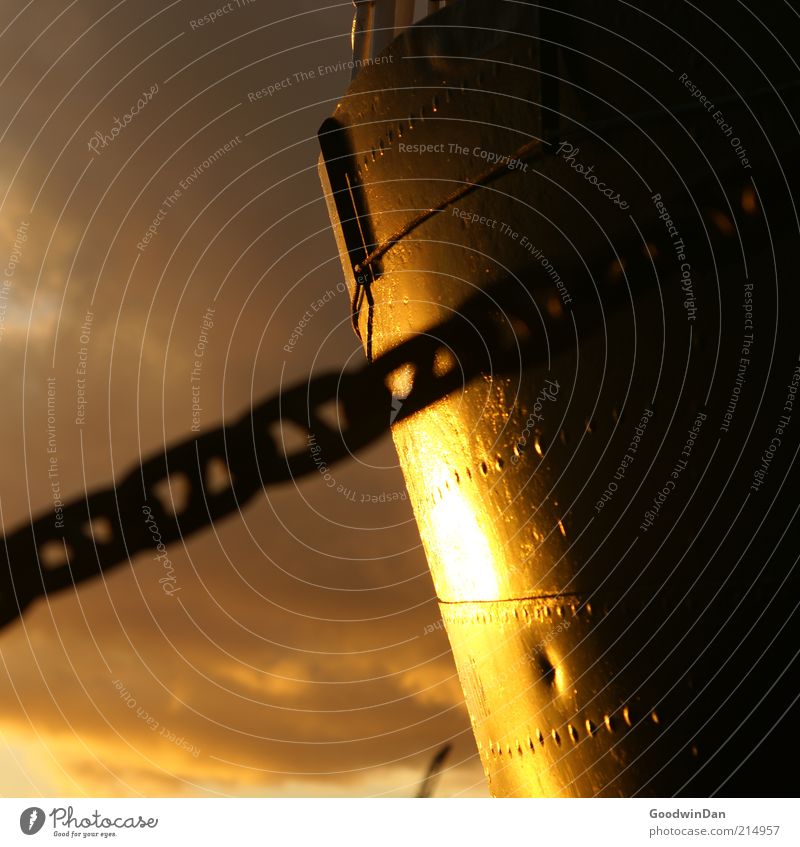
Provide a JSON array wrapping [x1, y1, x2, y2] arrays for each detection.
[[423, 463, 499, 600], [386, 362, 415, 397]]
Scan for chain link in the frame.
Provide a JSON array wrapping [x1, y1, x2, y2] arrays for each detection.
[[0, 148, 773, 632]]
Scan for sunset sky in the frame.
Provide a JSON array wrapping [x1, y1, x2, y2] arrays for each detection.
[[0, 0, 488, 797]]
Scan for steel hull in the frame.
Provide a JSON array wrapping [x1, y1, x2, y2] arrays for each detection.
[[319, 0, 800, 796]]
